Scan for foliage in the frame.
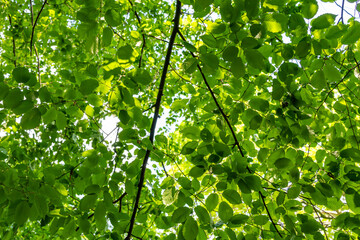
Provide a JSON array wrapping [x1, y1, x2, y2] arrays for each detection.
[[1, 0, 360, 239]]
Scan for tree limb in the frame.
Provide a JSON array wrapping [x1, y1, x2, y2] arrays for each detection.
[[125, 1, 182, 239]]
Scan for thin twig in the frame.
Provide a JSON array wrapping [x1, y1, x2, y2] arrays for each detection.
[[177, 30, 246, 159], [100, 125, 118, 144], [125, 1, 181, 239], [30, 0, 34, 25], [128, 0, 146, 68], [338, 0, 345, 24], [33, 45, 41, 83], [178, 29, 283, 238], [30, 0, 48, 55], [146, 34, 183, 46], [161, 162, 169, 177], [315, 61, 360, 119], [8, 15, 16, 66], [337, 87, 359, 149], [108, 25, 125, 40], [335, 0, 355, 22], [55, 161, 84, 180], [113, 192, 127, 212]]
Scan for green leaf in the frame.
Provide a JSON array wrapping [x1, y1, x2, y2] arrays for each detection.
[[182, 217, 198, 240], [80, 79, 99, 95], [272, 80, 284, 100], [21, 108, 41, 129], [3, 88, 23, 109], [79, 194, 97, 211], [302, 0, 318, 19], [222, 189, 242, 204], [229, 214, 249, 226], [12, 67, 31, 83], [200, 53, 219, 69], [218, 201, 233, 221], [94, 202, 107, 230], [249, 98, 269, 112], [189, 166, 205, 178], [34, 195, 48, 218], [245, 0, 259, 19], [181, 126, 200, 140], [0, 83, 9, 100], [163, 188, 176, 206], [200, 128, 212, 142], [128, 69, 152, 85], [244, 175, 262, 191], [296, 38, 311, 58], [311, 14, 336, 29], [244, 49, 265, 70], [237, 178, 252, 194], [200, 34, 217, 48], [311, 70, 327, 90], [341, 21, 360, 45], [231, 57, 245, 78], [340, 148, 360, 162], [43, 107, 57, 124], [119, 110, 131, 125], [324, 65, 341, 82], [194, 206, 210, 224], [274, 158, 293, 169], [213, 142, 231, 157], [208, 22, 226, 34], [105, 9, 121, 27], [102, 27, 113, 47], [205, 193, 219, 211], [78, 218, 91, 234], [12, 100, 34, 115], [84, 184, 101, 195], [172, 207, 191, 223], [222, 46, 239, 62], [181, 141, 198, 155], [287, 186, 301, 199], [253, 215, 268, 225], [301, 220, 320, 234], [56, 111, 67, 130], [182, 58, 198, 74], [326, 25, 347, 39], [15, 201, 31, 225], [117, 45, 135, 60]]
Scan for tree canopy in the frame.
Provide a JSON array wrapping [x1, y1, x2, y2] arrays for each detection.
[[1, 0, 360, 239]]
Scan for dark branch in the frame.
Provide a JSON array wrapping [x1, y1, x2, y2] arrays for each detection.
[[30, 0, 47, 55], [125, 1, 182, 239]]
